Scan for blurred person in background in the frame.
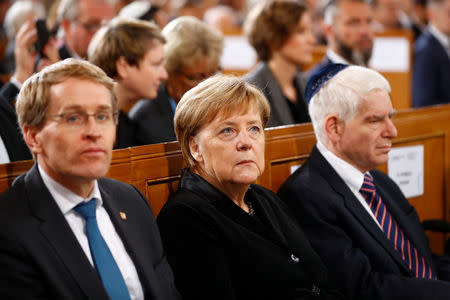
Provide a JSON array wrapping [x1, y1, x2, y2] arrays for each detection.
[[88, 17, 168, 148], [57, 0, 115, 59], [244, 0, 315, 127], [129, 16, 223, 144], [2, 0, 46, 74], [371, 0, 402, 30], [203, 4, 240, 32], [308, 0, 374, 78], [412, 0, 450, 107]]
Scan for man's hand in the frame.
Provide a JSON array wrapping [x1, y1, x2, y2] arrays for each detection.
[[12, 20, 61, 84], [12, 20, 38, 84]]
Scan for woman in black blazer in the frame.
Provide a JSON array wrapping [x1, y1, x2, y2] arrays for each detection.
[[157, 74, 344, 300]]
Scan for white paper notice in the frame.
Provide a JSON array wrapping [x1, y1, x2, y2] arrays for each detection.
[[220, 36, 258, 70], [369, 37, 410, 72], [388, 145, 424, 198]]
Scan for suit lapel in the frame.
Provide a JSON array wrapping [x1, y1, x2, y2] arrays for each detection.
[[25, 165, 109, 299], [310, 148, 412, 274], [99, 183, 163, 299]]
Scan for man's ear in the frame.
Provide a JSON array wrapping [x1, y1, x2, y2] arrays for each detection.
[[189, 136, 203, 163], [324, 23, 334, 40], [324, 114, 343, 143], [23, 126, 42, 155], [115, 56, 130, 79], [61, 20, 71, 36]]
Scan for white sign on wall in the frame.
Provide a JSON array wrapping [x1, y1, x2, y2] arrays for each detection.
[[388, 145, 424, 198]]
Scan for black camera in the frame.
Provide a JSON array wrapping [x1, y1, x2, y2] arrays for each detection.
[[34, 19, 52, 56]]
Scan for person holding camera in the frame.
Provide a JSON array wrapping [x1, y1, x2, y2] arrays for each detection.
[[0, 19, 60, 163]]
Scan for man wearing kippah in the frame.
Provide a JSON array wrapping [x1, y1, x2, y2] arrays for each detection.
[[278, 63, 450, 299]]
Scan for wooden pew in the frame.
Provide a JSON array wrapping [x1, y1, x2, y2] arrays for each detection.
[[1, 104, 449, 252]]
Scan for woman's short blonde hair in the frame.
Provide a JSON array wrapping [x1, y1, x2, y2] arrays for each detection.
[[88, 17, 165, 78], [244, 0, 307, 61], [162, 16, 223, 74], [174, 74, 270, 168], [16, 58, 117, 131]]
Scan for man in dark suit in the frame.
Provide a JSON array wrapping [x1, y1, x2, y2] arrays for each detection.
[[278, 63, 450, 299], [0, 19, 57, 162], [0, 59, 180, 300], [412, 0, 450, 107], [307, 0, 374, 94]]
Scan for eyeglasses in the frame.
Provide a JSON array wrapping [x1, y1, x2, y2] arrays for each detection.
[[73, 19, 103, 33], [47, 111, 118, 127], [178, 68, 221, 83]]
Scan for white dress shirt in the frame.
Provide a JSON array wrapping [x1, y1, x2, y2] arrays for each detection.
[[0, 137, 10, 164], [316, 141, 382, 230], [38, 165, 144, 300]]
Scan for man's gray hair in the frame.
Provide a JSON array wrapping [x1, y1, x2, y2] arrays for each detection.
[[309, 65, 391, 143]]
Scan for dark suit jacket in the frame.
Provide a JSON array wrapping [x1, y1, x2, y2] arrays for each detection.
[[413, 29, 450, 107], [157, 170, 344, 300], [0, 164, 181, 300], [115, 111, 139, 149], [278, 146, 450, 300], [245, 62, 310, 127], [0, 82, 32, 161], [129, 85, 176, 145]]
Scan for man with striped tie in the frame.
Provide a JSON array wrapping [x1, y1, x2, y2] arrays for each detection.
[[278, 63, 450, 299]]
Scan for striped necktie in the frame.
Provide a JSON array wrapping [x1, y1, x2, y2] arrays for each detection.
[[360, 174, 436, 280], [74, 198, 132, 300]]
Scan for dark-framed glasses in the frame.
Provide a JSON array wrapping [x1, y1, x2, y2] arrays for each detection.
[[73, 19, 103, 33], [47, 111, 118, 127], [179, 67, 222, 83]]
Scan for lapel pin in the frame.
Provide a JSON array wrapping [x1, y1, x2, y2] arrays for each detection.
[[120, 212, 127, 220]]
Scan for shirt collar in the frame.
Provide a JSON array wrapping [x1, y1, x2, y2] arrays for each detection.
[[316, 141, 365, 192], [429, 24, 450, 50], [38, 164, 102, 215], [326, 49, 351, 65], [168, 96, 177, 114]]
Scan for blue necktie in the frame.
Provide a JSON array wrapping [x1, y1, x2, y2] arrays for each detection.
[[74, 198, 131, 300], [360, 174, 436, 280]]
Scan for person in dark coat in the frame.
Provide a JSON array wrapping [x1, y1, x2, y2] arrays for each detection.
[[278, 63, 450, 300], [412, 0, 450, 107], [88, 17, 168, 149], [157, 74, 345, 300], [129, 16, 223, 145], [244, 0, 315, 127]]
